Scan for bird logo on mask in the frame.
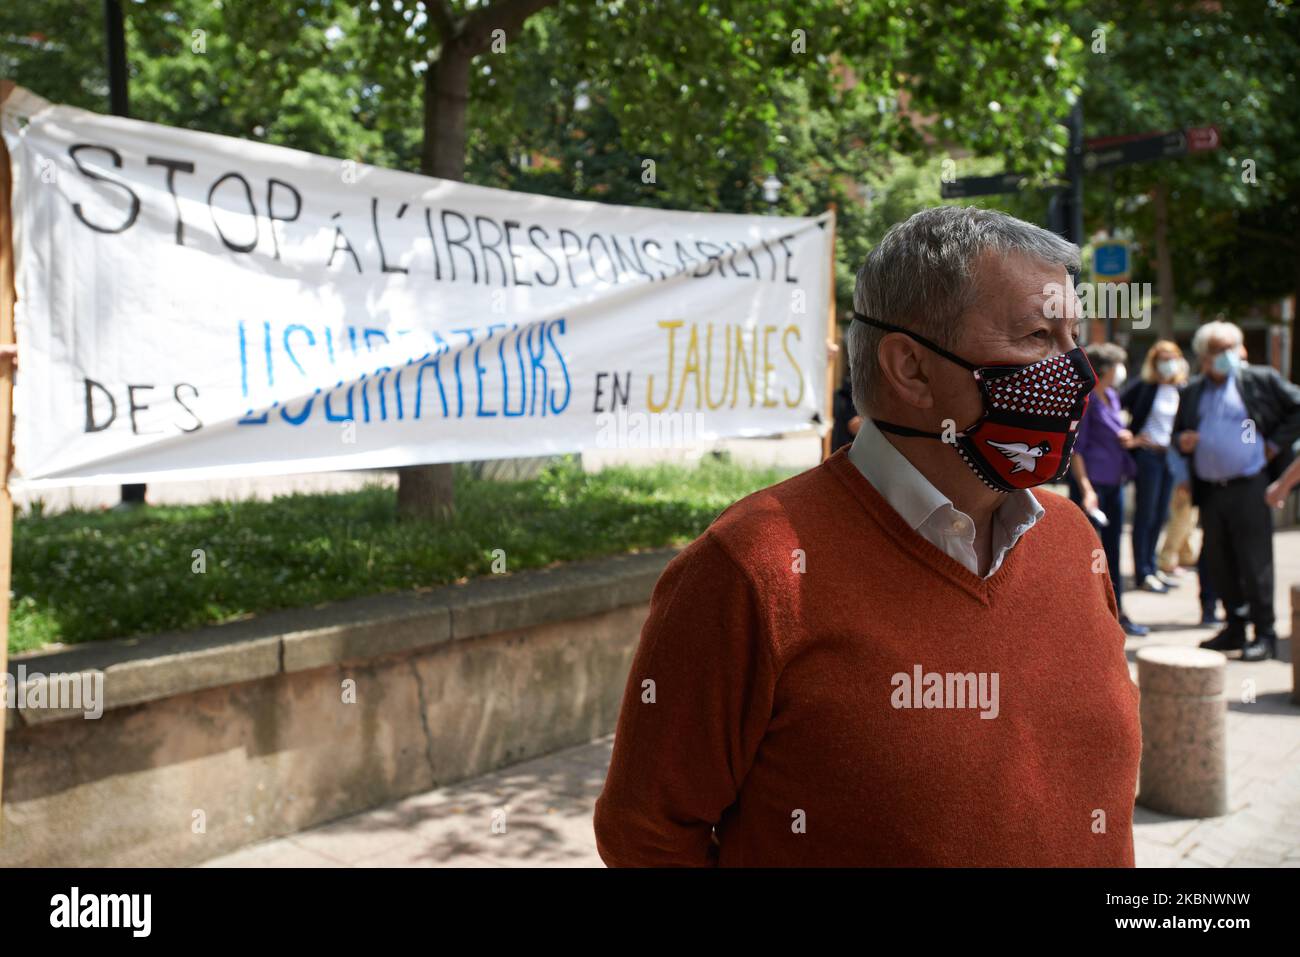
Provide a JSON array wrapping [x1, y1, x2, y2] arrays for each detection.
[[986, 439, 1053, 475]]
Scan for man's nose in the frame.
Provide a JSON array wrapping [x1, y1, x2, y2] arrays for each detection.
[[1050, 324, 1077, 356]]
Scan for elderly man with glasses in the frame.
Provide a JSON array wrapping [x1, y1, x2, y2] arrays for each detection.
[[1173, 320, 1300, 663]]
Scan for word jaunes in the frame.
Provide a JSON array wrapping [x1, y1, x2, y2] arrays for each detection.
[[647, 320, 807, 412]]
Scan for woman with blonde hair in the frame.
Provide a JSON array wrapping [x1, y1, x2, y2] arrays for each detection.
[[1120, 340, 1188, 593], [1155, 353, 1223, 624]]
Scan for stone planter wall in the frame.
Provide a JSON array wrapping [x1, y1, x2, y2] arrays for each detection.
[[0, 548, 676, 866]]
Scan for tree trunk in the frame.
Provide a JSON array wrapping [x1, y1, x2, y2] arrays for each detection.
[[396, 459, 456, 521], [394, 43, 473, 521], [1153, 182, 1176, 341], [396, 2, 559, 518], [421, 42, 471, 180]]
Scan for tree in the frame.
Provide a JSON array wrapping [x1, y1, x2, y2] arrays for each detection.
[[359, 1, 558, 519], [374, 1, 1085, 299], [2, 1, 393, 163], [0, 0, 112, 112], [1077, 0, 1300, 345], [346, 0, 1088, 516]]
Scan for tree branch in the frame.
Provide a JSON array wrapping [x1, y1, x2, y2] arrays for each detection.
[[429, 0, 458, 41]]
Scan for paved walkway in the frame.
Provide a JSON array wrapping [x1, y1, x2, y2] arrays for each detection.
[[1125, 528, 1300, 868], [205, 526, 1300, 868]]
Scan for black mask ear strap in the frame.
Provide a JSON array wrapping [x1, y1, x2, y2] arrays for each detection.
[[872, 419, 948, 441], [851, 312, 977, 372]]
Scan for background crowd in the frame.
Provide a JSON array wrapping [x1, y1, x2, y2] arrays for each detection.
[[834, 318, 1300, 661]]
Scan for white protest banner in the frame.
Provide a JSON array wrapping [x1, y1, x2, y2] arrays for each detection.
[[3, 88, 834, 487]]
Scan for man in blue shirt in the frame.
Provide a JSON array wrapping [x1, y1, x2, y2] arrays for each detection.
[[1173, 321, 1300, 661]]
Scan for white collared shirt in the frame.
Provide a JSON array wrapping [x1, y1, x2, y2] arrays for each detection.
[[846, 416, 1044, 579]]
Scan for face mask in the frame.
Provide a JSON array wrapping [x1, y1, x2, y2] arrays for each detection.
[[1156, 358, 1178, 379], [1113, 364, 1127, 389], [851, 313, 1097, 493], [1212, 349, 1241, 377]]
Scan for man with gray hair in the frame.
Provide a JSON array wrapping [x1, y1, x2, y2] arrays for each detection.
[[1173, 320, 1300, 661], [595, 206, 1141, 867]]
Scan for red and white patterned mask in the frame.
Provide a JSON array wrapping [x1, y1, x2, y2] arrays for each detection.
[[852, 313, 1097, 493]]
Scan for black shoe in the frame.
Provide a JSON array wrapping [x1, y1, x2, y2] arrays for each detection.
[[1241, 633, 1277, 662], [1199, 607, 1222, 626], [1120, 616, 1149, 637], [1199, 627, 1246, 651]]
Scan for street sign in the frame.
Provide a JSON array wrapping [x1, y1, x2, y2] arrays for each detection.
[[1187, 124, 1221, 153], [1081, 125, 1221, 173], [938, 119, 1219, 288], [939, 172, 1028, 199], [1083, 131, 1186, 173], [1093, 240, 1130, 282]]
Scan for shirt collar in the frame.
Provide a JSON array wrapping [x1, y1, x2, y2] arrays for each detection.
[[847, 416, 1045, 533], [992, 481, 1045, 544], [847, 416, 951, 530]]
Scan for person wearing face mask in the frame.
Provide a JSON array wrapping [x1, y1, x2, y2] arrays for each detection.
[[1119, 341, 1188, 594], [1172, 321, 1300, 662], [1070, 342, 1146, 636], [595, 207, 1141, 867], [1150, 353, 1223, 626]]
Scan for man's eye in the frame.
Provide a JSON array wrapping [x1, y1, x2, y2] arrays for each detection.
[[1031, 328, 1082, 343]]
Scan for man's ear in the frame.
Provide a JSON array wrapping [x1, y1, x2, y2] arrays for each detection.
[[876, 334, 935, 411]]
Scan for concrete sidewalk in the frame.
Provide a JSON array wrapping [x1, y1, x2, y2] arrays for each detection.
[[205, 528, 1300, 868], [1124, 528, 1300, 868]]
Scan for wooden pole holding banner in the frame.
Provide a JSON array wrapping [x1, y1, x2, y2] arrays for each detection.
[[0, 79, 18, 842], [822, 203, 838, 461]]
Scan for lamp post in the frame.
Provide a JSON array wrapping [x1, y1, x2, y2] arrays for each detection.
[[103, 0, 147, 508]]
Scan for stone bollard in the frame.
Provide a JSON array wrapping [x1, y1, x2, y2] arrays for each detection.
[[1136, 646, 1229, 818]]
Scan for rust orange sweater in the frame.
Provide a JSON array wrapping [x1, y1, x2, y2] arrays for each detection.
[[594, 447, 1142, 867]]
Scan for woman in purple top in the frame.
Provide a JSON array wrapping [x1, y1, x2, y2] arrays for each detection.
[[1071, 342, 1146, 636]]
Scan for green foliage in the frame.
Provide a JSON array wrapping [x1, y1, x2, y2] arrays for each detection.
[[457, 0, 1086, 312], [4, 0, 1090, 312], [9, 457, 794, 653], [2, 0, 392, 163], [1077, 0, 1300, 312], [0, 0, 112, 110]]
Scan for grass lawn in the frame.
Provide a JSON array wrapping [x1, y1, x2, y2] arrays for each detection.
[[9, 455, 798, 655]]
